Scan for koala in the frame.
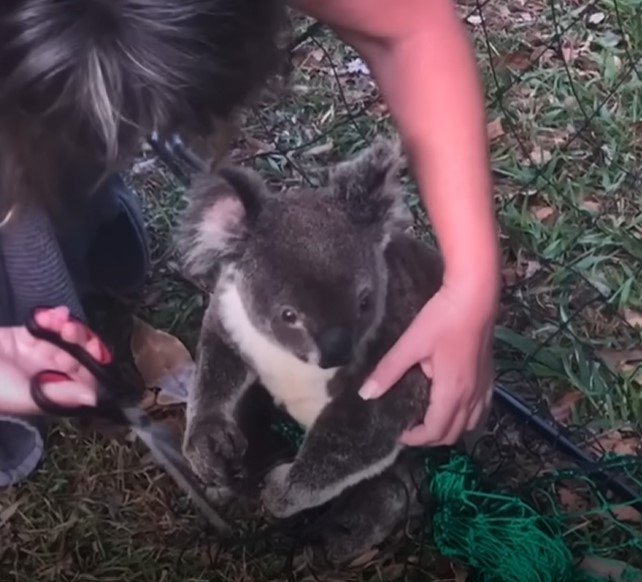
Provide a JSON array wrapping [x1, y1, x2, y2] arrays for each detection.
[[175, 137, 445, 562]]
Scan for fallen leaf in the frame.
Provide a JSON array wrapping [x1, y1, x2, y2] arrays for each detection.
[[500, 51, 533, 72], [465, 14, 482, 25], [549, 391, 584, 424], [623, 308, 642, 328], [130, 317, 194, 408], [502, 266, 522, 286], [531, 205, 557, 223], [581, 197, 601, 213], [588, 428, 641, 457], [598, 349, 642, 368], [487, 118, 505, 141], [309, 48, 324, 62], [524, 260, 543, 278], [529, 145, 552, 165], [345, 57, 370, 76], [156, 363, 194, 406], [611, 505, 642, 523], [0, 500, 22, 525], [597, 349, 642, 382], [579, 555, 642, 581], [561, 46, 576, 64], [244, 135, 274, 155], [557, 487, 588, 512], [587, 11, 606, 25], [303, 140, 334, 158]]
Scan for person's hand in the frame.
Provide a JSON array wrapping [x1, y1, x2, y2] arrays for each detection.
[[0, 306, 105, 416], [358, 283, 497, 447]]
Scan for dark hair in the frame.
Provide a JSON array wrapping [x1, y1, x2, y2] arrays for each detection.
[[0, 0, 286, 218]]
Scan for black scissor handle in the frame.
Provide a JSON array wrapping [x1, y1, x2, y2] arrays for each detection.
[[29, 367, 132, 425], [25, 306, 135, 422]]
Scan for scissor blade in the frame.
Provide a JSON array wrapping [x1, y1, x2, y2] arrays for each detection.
[[126, 413, 231, 534]]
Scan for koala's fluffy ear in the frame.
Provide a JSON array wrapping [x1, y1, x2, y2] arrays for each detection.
[[174, 164, 266, 282], [328, 136, 414, 235]]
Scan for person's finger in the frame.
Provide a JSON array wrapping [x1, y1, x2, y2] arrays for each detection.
[[466, 399, 487, 432], [400, 369, 467, 446], [0, 367, 96, 416], [359, 319, 432, 400], [51, 348, 83, 377], [34, 306, 69, 333], [41, 376, 97, 408], [440, 409, 471, 446], [61, 320, 83, 345]]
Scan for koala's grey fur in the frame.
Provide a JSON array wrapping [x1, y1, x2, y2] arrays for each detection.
[[175, 137, 444, 562]]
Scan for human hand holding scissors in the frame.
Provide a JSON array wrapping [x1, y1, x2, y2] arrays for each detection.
[[24, 306, 231, 533]]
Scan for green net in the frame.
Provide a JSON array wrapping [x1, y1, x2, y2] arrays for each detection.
[[428, 453, 642, 582]]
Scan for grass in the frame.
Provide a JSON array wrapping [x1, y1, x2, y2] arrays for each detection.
[[2, 0, 642, 580]]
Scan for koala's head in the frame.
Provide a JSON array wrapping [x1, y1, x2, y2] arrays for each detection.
[[176, 137, 413, 369]]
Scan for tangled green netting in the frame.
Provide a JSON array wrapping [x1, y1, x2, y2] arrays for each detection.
[[273, 422, 642, 582], [427, 454, 642, 582]]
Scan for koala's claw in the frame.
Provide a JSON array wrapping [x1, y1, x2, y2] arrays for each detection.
[[261, 463, 296, 518], [184, 416, 248, 488]]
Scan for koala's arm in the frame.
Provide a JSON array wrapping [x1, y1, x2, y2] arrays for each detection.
[[261, 370, 428, 517], [183, 319, 257, 485], [186, 326, 254, 422]]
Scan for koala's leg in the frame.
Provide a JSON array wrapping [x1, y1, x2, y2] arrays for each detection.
[[317, 453, 426, 564], [261, 371, 428, 517], [182, 324, 257, 495]]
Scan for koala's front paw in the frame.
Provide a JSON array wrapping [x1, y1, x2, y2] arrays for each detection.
[[260, 463, 299, 518], [183, 416, 248, 488]]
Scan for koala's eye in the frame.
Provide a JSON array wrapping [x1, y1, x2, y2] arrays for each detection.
[[281, 308, 299, 325]]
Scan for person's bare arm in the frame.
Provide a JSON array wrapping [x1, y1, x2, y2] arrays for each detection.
[[292, 0, 498, 296], [290, 0, 500, 446]]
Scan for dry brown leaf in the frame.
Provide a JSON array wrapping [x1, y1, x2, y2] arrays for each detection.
[[597, 349, 642, 383], [130, 317, 194, 407], [579, 555, 642, 581], [0, 500, 22, 525], [502, 266, 523, 287], [598, 349, 642, 369], [487, 118, 505, 141], [531, 205, 557, 223], [549, 391, 583, 424], [244, 135, 274, 155], [581, 197, 601, 213], [611, 505, 642, 523], [591, 429, 640, 457], [561, 46, 576, 65], [624, 308, 642, 328], [500, 51, 533, 72], [309, 48, 324, 62], [524, 260, 543, 278], [557, 487, 588, 512], [303, 140, 334, 158], [530, 145, 552, 165]]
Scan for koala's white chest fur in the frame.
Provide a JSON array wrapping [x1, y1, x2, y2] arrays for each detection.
[[217, 281, 336, 427]]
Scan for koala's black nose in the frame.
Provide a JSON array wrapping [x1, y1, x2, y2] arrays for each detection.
[[317, 327, 353, 369]]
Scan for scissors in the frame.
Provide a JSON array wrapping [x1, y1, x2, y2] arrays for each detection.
[[25, 306, 231, 534]]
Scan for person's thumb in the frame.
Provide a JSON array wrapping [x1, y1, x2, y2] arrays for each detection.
[[358, 320, 431, 401]]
